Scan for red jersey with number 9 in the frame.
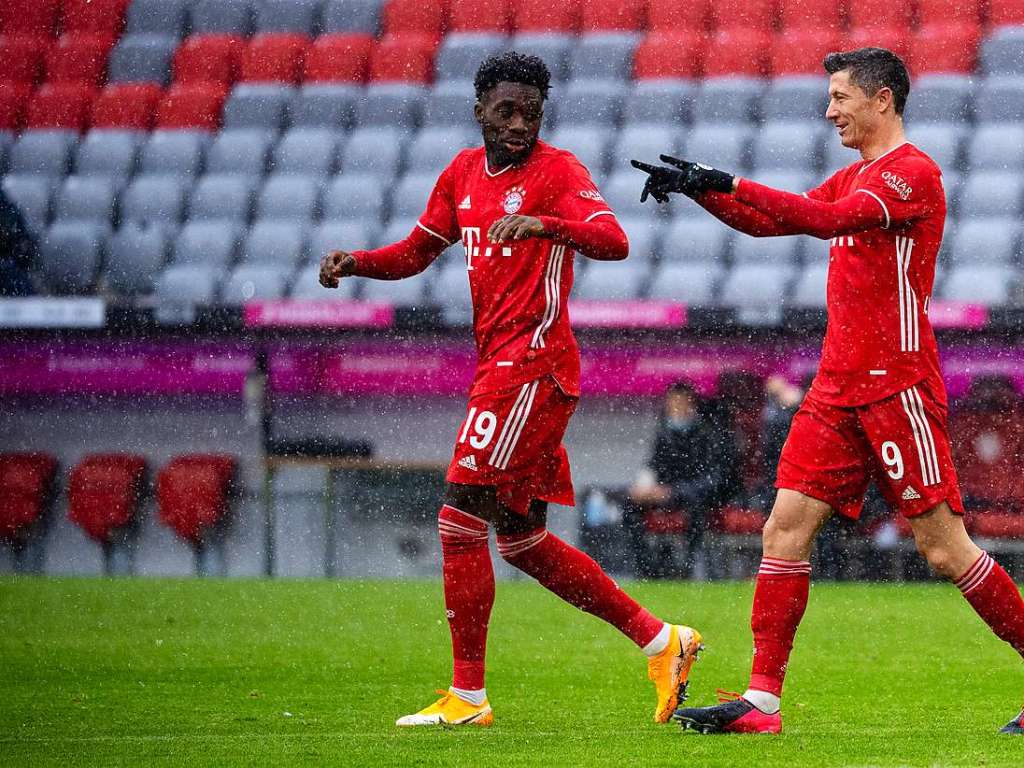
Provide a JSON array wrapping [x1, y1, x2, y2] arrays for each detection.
[[415, 140, 618, 397]]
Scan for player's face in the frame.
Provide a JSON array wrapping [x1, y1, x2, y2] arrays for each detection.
[[475, 82, 544, 167], [825, 70, 886, 149]]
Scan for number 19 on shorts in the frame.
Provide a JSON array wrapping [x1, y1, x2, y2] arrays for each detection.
[[458, 407, 498, 450]]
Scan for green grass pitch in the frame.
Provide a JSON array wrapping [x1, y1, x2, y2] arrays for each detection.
[[1, 577, 1021, 767]]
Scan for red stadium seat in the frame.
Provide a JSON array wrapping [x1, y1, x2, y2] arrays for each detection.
[[633, 31, 706, 80], [643, 509, 688, 535], [847, 26, 908, 59], [707, 0, 775, 30], [908, 23, 979, 74], [579, 0, 645, 32], [0, 35, 49, 86], [513, 0, 581, 33], [702, 28, 770, 77], [715, 506, 767, 536], [382, 0, 446, 40], [91, 83, 163, 129], [646, 0, 708, 32], [239, 33, 310, 84], [915, 0, 982, 26], [986, 0, 1024, 27], [950, 407, 1024, 507], [60, 0, 130, 37], [449, 0, 512, 32], [157, 454, 235, 544], [0, 82, 31, 130], [846, 0, 913, 30], [172, 35, 245, 87], [0, 453, 57, 541], [970, 512, 1024, 539], [368, 34, 436, 84], [303, 33, 374, 83], [155, 83, 227, 130], [770, 28, 844, 76], [0, 0, 61, 38], [26, 83, 96, 130], [68, 454, 146, 544], [44, 34, 115, 86], [777, 0, 843, 31]]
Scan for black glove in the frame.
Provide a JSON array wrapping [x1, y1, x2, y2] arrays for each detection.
[[630, 157, 693, 203], [631, 155, 735, 203]]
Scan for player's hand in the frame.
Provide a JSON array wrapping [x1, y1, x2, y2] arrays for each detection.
[[488, 215, 544, 243], [659, 154, 736, 196], [630, 158, 691, 203], [319, 250, 356, 288]]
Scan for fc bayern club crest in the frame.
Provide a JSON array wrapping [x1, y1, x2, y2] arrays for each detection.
[[502, 186, 526, 214]]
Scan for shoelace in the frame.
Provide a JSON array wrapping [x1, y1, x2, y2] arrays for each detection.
[[433, 689, 454, 706], [716, 689, 745, 704]]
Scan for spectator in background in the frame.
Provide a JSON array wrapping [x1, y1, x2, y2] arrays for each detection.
[[0, 189, 39, 297], [751, 376, 806, 512], [626, 381, 737, 579]]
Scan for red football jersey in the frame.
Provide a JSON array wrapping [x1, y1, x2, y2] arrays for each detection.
[[416, 140, 617, 397], [806, 142, 947, 407]]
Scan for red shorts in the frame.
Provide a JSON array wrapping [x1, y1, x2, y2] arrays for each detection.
[[446, 376, 577, 514], [776, 377, 964, 520]]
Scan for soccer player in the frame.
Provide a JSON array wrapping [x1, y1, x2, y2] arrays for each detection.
[[319, 52, 703, 728], [633, 47, 1024, 735]]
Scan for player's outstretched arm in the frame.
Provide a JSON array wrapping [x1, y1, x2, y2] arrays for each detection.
[[318, 225, 448, 288], [488, 213, 629, 261]]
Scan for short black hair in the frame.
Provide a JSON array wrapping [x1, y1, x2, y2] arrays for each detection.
[[667, 380, 698, 400], [474, 51, 551, 102], [823, 47, 911, 115]]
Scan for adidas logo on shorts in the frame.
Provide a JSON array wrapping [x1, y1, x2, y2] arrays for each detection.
[[901, 486, 921, 500], [458, 455, 479, 471]]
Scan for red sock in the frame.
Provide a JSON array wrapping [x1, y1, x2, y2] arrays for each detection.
[[956, 552, 1024, 658], [496, 528, 663, 647], [438, 505, 494, 691], [748, 557, 812, 697]]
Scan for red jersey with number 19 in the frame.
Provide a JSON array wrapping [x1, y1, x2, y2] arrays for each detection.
[[415, 140, 618, 398], [805, 142, 947, 407]]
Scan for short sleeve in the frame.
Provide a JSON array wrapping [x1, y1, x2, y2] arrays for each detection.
[[416, 157, 460, 246], [549, 153, 617, 223], [854, 157, 938, 229], [804, 168, 844, 202]]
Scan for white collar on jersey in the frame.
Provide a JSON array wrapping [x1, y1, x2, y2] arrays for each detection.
[[857, 140, 912, 175], [484, 159, 514, 177]]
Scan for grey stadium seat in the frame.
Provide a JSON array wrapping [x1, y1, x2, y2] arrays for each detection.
[[406, 127, 475, 173], [683, 124, 751, 172], [648, 262, 724, 305], [74, 130, 142, 179], [307, 220, 378, 259], [40, 222, 107, 294], [106, 35, 177, 85], [558, 81, 623, 127], [391, 173, 439, 219], [126, 0, 190, 37], [760, 77, 828, 122], [747, 170, 815, 194], [155, 264, 222, 305], [573, 260, 648, 300], [138, 130, 208, 178], [612, 126, 682, 176], [602, 170, 653, 219], [321, 0, 380, 34], [220, 264, 292, 303], [271, 128, 343, 177], [548, 126, 612, 178], [379, 216, 418, 246], [981, 27, 1024, 77], [356, 85, 426, 129], [189, 0, 254, 35], [568, 33, 637, 82], [959, 172, 1023, 218], [430, 264, 471, 320], [2, 176, 54, 234], [422, 81, 476, 127], [941, 265, 1019, 305], [361, 269, 433, 306], [222, 84, 295, 129], [662, 219, 731, 263], [974, 77, 1024, 123], [53, 176, 119, 224], [0, 131, 13, 174], [823, 138, 861, 174], [966, 124, 1024, 171], [289, 84, 359, 128], [256, 176, 321, 221], [239, 221, 307, 265], [9, 131, 77, 176], [752, 122, 822, 172], [103, 224, 170, 295], [172, 221, 243, 266], [322, 174, 386, 220], [623, 81, 695, 126], [254, 0, 323, 34], [291, 263, 359, 299], [731, 233, 801, 264], [618, 217, 661, 261], [693, 78, 763, 124], [904, 75, 973, 124], [120, 175, 188, 226], [905, 124, 964, 174], [511, 33, 573, 81], [340, 127, 408, 178], [204, 129, 275, 176], [790, 263, 829, 308], [188, 175, 257, 222], [435, 33, 509, 83], [718, 263, 796, 312], [949, 219, 1020, 264]]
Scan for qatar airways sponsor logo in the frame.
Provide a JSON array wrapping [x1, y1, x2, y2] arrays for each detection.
[[881, 171, 912, 200], [578, 189, 604, 202]]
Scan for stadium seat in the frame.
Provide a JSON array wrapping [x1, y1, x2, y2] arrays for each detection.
[[67, 454, 147, 544], [222, 83, 294, 128], [904, 123, 964, 172], [989, 0, 1024, 26], [157, 454, 236, 544], [120, 175, 189, 226], [760, 77, 828, 122], [126, 0, 190, 38], [0, 0, 61, 38], [254, 0, 323, 35], [623, 81, 694, 126], [220, 263, 291, 302], [356, 83, 426, 128], [579, 0, 643, 32], [434, 33, 508, 83], [645, 0, 708, 31], [748, 169, 814, 194], [632, 32, 703, 82], [903, 74, 973, 124], [60, 0, 129, 36], [770, 29, 842, 77], [2, 175, 54, 233], [706, 0, 773, 29], [107, 34, 177, 85], [205, 129, 274, 176], [0, 83, 32, 131], [189, 0, 254, 36], [662, 219, 730, 262], [103, 223, 169, 294], [271, 128, 342, 176], [172, 34, 245, 87], [950, 392, 1024, 506], [611, 124, 681, 173], [368, 34, 436, 84], [510, 33, 573, 81], [909, 23, 979, 76], [389, 173, 437, 218], [617, 217, 660, 261], [601, 169, 656, 217], [26, 84, 96, 131], [307, 219, 378, 259], [648, 262, 723, 305], [846, 0, 913, 28], [0, 35, 48, 87], [974, 77, 1024, 123], [513, 0, 579, 33], [321, 0, 381, 34], [574, 259, 648, 299], [322, 174, 387, 219], [288, 83, 358, 126], [683, 124, 751, 171], [548, 125, 612, 177], [155, 83, 227, 130], [966, 124, 1024, 170], [154, 263, 222, 304], [291, 263, 359, 298], [40, 221, 108, 293], [777, 0, 841, 30], [381, 0, 446, 40], [982, 27, 1024, 78], [0, 132, 12, 174], [569, 33, 637, 82], [405, 126, 475, 173], [187, 175, 256, 222], [363, 265, 434, 306], [847, 27, 908, 60], [693, 79, 763, 123], [558, 80, 622, 126], [172, 220, 244, 265], [0, 453, 57, 542], [731, 232, 801, 264], [790, 263, 828, 307], [255, 176, 321, 221], [752, 122, 821, 171], [949, 219, 1020, 264], [138, 130, 209, 177], [90, 83, 163, 130], [239, 33, 310, 83], [702, 30, 770, 78], [303, 33, 374, 82], [10, 131, 79, 179], [719, 263, 796, 313], [447, 0, 511, 32], [339, 127, 408, 178], [43, 33, 113, 86], [917, 0, 982, 26], [421, 81, 475, 126], [941, 264, 1019, 304], [959, 172, 1023, 218], [239, 220, 307, 263], [53, 175, 118, 223]]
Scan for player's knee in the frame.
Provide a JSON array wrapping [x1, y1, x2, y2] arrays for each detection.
[[916, 540, 958, 578], [762, 512, 815, 558], [438, 504, 489, 555]]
